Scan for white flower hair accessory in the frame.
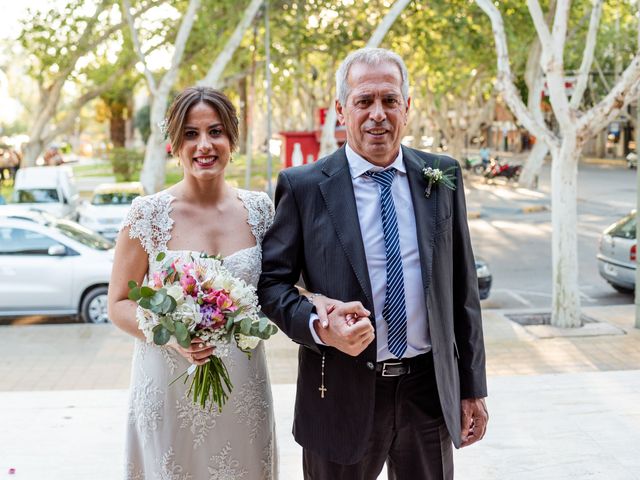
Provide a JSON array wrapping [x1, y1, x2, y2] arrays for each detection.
[[158, 119, 169, 138]]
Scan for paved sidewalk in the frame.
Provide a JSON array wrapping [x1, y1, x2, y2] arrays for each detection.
[[1, 305, 639, 479]]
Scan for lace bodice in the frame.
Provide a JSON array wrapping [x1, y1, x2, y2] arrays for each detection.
[[121, 189, 274, 287]]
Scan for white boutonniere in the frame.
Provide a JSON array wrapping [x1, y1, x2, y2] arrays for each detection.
[[422, 160, 457, 198]]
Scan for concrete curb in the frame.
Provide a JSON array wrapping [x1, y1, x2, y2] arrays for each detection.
[[519, 204, 548, 214], [581, 156, 628, 167]]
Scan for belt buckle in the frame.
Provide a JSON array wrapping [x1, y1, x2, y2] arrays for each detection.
[[381, 361, 404, 377]]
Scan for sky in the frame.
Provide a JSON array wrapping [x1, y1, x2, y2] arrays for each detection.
[[0, 1, 50, 40]]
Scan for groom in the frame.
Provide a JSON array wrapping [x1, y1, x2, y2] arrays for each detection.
[[259, 47, 488, 479]]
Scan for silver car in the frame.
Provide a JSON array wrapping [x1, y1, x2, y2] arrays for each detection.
[[597, 211, 636, 293], [0, 212, 114, 323]]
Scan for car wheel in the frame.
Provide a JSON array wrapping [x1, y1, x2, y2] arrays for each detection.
[[80, 286, 110, 323], [611, 284, 634, 295]]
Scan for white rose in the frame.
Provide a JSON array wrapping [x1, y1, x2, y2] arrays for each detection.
[[237, 334, 261, 351], [166, 285, 185, 304]]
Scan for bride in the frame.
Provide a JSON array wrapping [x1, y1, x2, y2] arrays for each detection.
[[108, 86, 277, 479]]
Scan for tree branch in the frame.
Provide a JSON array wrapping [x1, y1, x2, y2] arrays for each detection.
[[122, 0, 157, 93], [579, 56, 640, 137], [366, 0, 411, 47], [199, 0, 263, 87], [476, 0, 557, 147], [157, 0, 201, 95], [570, 0, 603, 108]]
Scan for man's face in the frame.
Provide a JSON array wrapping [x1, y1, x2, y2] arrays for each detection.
[[336, 61, 410, 167]]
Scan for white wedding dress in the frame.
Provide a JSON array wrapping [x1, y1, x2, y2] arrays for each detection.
[[121, 189, 277, 480]]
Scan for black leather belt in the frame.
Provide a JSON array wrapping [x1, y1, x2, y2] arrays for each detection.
[[375, 352, 432, 377]]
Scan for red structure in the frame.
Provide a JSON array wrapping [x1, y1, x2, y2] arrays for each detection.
[[279, 108, 347, 168], [279, 131, 320, 168]]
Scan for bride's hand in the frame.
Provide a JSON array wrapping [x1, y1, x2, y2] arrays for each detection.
[[169, 338, 215, 366], [309, 294, 370, 328]]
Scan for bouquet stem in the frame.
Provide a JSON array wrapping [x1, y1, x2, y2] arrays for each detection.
[[187, 357, 233, 411]]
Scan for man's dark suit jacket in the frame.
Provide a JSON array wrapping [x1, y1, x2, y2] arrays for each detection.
[[258, 145, 487, 465]]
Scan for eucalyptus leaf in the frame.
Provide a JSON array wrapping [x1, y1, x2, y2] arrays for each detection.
[[153, 325, 171, 345], [128, 287, 141, 301], [151, 293, 165, 306], [156, 252, 166, 262], [159, 297, 171, 315], [127, 280, 137, 289], [139, 297, 151, 309], [160, 316, 175, 333], [258, 316, 269, 333], [141, 286, 155, 298], [240, 317, 252, 335], [174, 322, 190, 345]]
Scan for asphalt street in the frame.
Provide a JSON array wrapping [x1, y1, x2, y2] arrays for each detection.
[[470, 162, 636, 310]]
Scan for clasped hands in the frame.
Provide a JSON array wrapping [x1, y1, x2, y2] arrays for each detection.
[[310, 294, 374, 357]]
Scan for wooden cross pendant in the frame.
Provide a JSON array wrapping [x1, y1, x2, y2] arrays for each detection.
[[319, 352, 327, 399]]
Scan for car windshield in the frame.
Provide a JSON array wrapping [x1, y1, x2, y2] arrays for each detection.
[[606, 213, 636, 240], [53, 220, 113, 250], [15, 188, 59, 203], [92, 192, 140, 205]]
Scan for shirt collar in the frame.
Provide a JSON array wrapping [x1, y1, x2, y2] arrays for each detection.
[[345, 143, 405, 179]]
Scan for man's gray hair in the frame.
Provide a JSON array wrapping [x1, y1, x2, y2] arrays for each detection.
[[335, 47, 410, 106]]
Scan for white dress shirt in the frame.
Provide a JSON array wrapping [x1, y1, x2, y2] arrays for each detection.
[[309, 143, 431, 361]]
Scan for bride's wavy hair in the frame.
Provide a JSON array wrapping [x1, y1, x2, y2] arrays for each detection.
[[165, 86, 239, 156]]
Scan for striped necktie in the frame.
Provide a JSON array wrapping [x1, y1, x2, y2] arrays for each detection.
[[365, 168, 407, 358]]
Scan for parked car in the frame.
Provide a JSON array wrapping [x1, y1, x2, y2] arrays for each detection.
[[12, 166, 79, 220], [476, 257, 492, 300], [597, 211, 636, 294], [78, 182, 144, 240], [0, 211, 114, 323]]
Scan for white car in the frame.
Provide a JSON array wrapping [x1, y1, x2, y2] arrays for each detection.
[[0, 211, 114, 323], [78, 182, 144, 240], [12, 166, 79, 220]]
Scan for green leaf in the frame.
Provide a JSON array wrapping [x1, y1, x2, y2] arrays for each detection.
[[151, 293, 165, 306], [141, 286, 155, 298], [161, 296, 176, 315], [258, 316, 269, 333], [153, 325, 171, 345], [159, 316, 175, 333], [127, 280, 137, 289], [139, 297, 151, 309], [128, 287, 141, 301], [156, 252, 166, 262], [174, 322, 190, 347], [240, 317, 252, 335]]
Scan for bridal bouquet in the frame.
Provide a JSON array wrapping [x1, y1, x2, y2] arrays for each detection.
[[129, 252, 278, 411]]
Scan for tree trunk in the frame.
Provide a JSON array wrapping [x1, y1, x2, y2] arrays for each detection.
[[519, 140, 547, 188], [22, 139, 44, 167], [550, 139, 581, 328], [140, 96, 170, 194], [319, 105, 338, 158], [448, 132, 465, 162], [110, 103, 127, 148], [239, 76, 248, 155]]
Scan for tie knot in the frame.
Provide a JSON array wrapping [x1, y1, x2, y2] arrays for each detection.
[[365, 168, 396, 188]]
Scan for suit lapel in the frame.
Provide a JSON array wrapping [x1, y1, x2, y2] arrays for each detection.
[[403, 146, 437, 292], [318, 148, 374, 307]]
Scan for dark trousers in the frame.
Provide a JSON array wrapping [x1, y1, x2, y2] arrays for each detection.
[[303, 353, 453, 480]]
